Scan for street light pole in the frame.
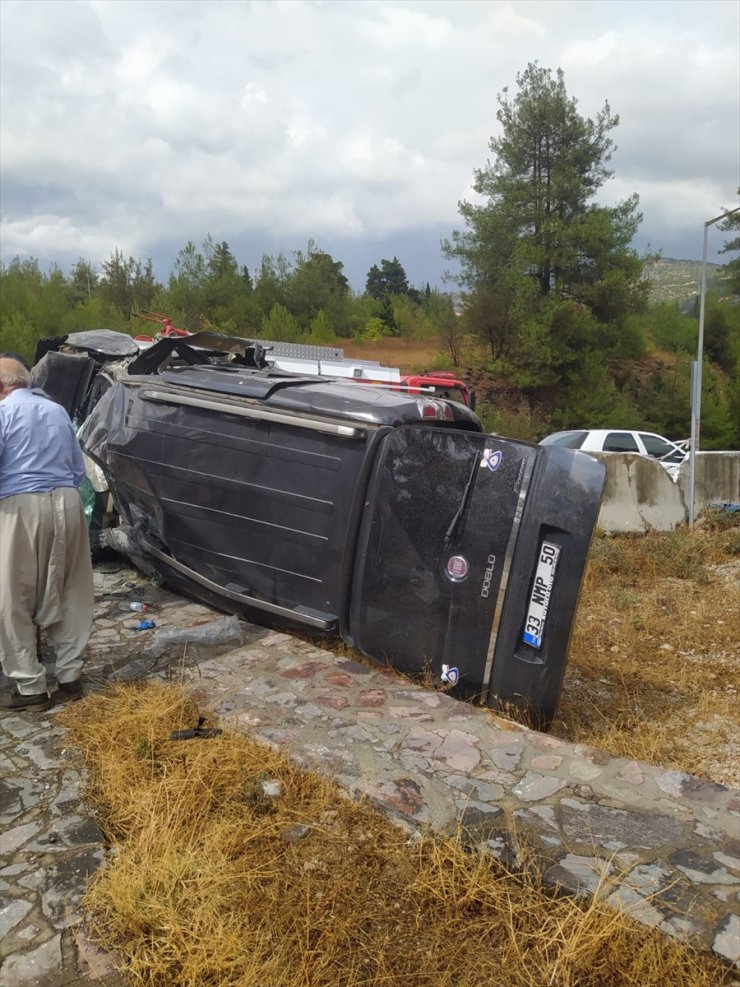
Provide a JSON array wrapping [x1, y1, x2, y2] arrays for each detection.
[[688, 206, 740, 527]]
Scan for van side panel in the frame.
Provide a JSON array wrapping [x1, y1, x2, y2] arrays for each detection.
[[89, 382, 370, 621]]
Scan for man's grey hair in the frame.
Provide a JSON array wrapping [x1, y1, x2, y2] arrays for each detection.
[[0, 361, 32, 388]]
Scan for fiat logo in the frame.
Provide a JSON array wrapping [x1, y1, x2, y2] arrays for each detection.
[[446, 555, 469, 581]]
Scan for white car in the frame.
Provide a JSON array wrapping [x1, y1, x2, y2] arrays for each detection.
[[539, 429, 687, 477]]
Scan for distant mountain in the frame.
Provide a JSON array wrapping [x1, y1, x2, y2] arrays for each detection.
[[644, 257, 722, 306]]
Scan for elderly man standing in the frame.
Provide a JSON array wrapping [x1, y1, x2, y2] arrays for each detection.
[[0, 356, 94, 711]]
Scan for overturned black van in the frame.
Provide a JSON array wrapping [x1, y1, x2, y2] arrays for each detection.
[[74, 332, 605, 728]]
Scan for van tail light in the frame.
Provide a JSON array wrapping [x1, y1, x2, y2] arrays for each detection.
[[416, 399, 454, 420]]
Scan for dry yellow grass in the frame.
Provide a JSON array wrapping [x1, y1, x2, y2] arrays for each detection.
[[341, 336, 460, 373], [554, 519, 740, 786], [59, 683, 732, 987]]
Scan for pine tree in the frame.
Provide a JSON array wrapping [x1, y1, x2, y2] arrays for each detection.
[[444, 63, 648, 380], [365, 258, 410, 299]]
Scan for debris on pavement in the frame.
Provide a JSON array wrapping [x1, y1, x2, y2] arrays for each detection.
[[145, 614, 244, 658]]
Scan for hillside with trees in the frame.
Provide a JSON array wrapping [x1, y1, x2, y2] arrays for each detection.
[[643, 258, 723, 306], [1, 66, 737, 449]]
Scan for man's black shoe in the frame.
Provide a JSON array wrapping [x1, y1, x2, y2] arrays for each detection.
[[55, 679, 84, 702], [0, 688, 51, 712]]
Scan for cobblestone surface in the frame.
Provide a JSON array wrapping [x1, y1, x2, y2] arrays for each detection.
[[1, 561, 738, 983]]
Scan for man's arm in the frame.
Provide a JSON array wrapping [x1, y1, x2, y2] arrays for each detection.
[[70, 435, 86, 489]]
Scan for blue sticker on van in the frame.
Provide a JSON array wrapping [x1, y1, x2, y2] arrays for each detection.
[[480, 448, 502, 472]]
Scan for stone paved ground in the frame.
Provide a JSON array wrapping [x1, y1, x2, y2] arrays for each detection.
[[0, 711, 122, 987], [1, 560, 739, 984]]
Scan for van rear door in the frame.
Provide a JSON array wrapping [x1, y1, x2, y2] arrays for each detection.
[[349, 427, 604, 727]]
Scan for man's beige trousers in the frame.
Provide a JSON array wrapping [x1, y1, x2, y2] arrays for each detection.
[[0, 488, 94, 695]]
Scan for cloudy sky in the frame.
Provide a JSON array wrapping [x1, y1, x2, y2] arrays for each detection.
[[0, 0, 738, 290]]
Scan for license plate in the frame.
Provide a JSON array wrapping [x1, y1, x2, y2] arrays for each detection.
[[522, 541, 561, 648]]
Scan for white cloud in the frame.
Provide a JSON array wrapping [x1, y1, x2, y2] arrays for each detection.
[[361, 5, 454, 46], [0, 213, 139, 263], [0, 0, 737, 277], [481, 4, 547, 39], [562, 31, 619, 68]]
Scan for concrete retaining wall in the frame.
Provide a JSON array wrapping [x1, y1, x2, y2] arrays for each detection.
[[677, 451, 740, 515], [593, 451, 740, 534]]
